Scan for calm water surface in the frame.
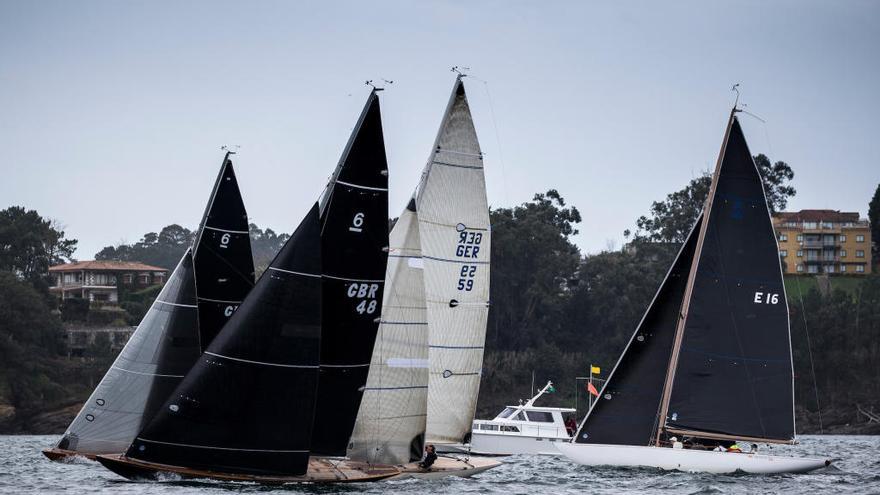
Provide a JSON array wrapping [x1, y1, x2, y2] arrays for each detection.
[[2, 435, 878, 494]]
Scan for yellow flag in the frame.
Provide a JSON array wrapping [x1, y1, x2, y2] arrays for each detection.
[[590, 366, 601, 375]]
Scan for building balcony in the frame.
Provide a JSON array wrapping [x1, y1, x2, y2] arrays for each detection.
[[801, 240, 838, 249]]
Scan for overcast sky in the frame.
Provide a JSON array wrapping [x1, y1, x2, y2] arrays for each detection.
[[2, 0, 878, 259]]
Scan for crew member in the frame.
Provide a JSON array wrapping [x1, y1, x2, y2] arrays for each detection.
[[419, 444, 437, 470]]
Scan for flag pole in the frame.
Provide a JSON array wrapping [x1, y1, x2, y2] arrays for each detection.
[[589, 366, 594, 410]]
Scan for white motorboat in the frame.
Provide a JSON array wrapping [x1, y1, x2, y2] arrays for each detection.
[[459, 381, 575, 456], [558, 107, 834, 474]]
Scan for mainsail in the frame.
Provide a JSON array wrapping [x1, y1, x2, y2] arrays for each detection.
[[50, 154, 255, 458], [574, 218, 701, 445], [310, 91, 390, 456], [421, 77, 491, 444], [573, 112, 794, 448], [663, 116, 794, 443], [54, 250, 199, 455], [124, 204, 322, 476], [192, 153, 255, 349], [348, 199, 429, 464]]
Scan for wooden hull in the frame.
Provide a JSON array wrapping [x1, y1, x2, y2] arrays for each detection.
[[96, 454, 400, 483], [557, 443, 831, 474], [42, 448, 98, 462], [392, 456, 501, 480]]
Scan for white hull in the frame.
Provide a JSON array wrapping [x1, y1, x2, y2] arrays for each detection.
[[470, 431, 569, 456], [557, 443, 830, 474], [391, 456, 501, 480]]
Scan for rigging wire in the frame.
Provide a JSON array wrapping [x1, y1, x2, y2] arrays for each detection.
[[794, 275, 825, 434], [464, 73, 511, 208]]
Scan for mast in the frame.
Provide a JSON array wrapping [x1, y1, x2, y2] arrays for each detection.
[[654, 108, 737, 446]]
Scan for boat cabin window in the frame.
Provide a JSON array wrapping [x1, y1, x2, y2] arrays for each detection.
[[513, 412, 526, 421], [500, 425, 520, 432], [526, 411, 554, 423], [479, 424, 499, 431], [497, 407, 517, 419]]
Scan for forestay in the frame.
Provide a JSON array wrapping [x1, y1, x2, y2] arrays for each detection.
[[125, 205, 322, 476], [420, 77, 491, 444], [310, 91, 390, 456], [348, 200, 429, 465], [55, 250, 199, 455], [192, 153, 255, 349]]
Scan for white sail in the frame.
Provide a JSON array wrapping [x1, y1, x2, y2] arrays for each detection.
[[348, 203, 429, 465], [419, 77, 491, 444]]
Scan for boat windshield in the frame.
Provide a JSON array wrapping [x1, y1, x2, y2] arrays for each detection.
[[497, 407, 517, 419], [526, 411, 554, 423]]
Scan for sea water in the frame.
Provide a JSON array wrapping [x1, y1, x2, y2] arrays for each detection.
[[1, 435, 877, 494]]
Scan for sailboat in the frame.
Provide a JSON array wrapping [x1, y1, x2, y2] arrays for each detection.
[[43, 154, 254, 461], [348, 75, 500, 479], [96, 90, 399, 483], [557, 109, 832, 474]]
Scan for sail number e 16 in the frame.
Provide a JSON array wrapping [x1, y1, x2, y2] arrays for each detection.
[[754, 292, 780, 304]]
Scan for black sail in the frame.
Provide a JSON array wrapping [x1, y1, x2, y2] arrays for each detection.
[[574, 220, 701, 446], [192, 153, 256, 350], [55, 250, 199, 455], [666, 116, 794, 442], [310, 91, 390, 456], [126, 204, 322, 476]]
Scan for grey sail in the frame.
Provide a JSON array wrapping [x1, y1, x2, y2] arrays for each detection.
[[54, 250, 199, 455], [348, 199, 429, 465]]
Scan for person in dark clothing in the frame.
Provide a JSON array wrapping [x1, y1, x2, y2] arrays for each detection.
[[419, 444, 437, 470], [565, 417, 577, 436]]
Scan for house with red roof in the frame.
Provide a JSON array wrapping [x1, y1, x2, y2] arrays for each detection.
[[48, 260, 168, 303]]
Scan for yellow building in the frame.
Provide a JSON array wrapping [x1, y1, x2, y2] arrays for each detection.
[[773, 210, 872, 275]]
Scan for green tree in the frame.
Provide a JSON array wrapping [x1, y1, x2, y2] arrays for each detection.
[[96, 224, 195, 270], [249, 223, 289, 277], [0, 272, 67, 416], [869, 183, 880, 265], [487, 190, 582, 351], [632, 155, 795, 243], [0, 207, 77, 284]]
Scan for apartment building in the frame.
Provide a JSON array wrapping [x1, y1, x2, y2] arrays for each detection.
[[773, 210, 872, 275]]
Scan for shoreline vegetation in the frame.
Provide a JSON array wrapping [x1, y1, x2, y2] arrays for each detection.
[[2, 173, 879, 438]]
